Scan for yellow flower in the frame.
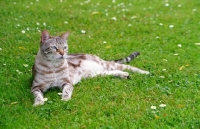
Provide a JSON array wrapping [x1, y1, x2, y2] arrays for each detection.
[[155, 115, 160, 119]]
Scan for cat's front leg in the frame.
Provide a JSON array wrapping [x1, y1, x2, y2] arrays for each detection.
[[61, 83, 74, 101], [32, 90, 45, 106]]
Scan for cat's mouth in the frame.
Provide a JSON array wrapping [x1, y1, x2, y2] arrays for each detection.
[[59, 56, 66, 59]]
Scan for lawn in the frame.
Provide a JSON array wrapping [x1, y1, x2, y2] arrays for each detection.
[[0, 0, 200, 128]]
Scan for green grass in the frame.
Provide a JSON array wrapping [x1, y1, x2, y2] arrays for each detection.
[[0, 0, 200, 128]]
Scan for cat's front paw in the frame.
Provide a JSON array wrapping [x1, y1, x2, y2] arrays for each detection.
[[33, 99, 45, 106], [33, 101, 44, 106], [61, 93, 71, 101], [61, 97, 71, 101], [61, 90, 72, 101], [33, 97, 48, 106]]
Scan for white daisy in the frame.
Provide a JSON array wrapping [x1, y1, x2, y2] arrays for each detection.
[[159, 104, 166, 108], [22, 30, 25, 34], [151, 106, 156, 110], [81, 30, 86, 34]]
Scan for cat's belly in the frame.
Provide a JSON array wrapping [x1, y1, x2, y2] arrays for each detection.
[[81, 60, 103, 75], [70, 60, 104, 84], [81, 60, 103, 76]]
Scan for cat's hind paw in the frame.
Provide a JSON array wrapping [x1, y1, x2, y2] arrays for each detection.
[[141, 70, 150, 75], [119, 72, 130, 79]]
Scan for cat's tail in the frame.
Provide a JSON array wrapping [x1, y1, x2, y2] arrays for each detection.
[[111, 52, 140, 64]]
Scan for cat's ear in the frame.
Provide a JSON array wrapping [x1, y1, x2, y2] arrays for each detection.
[[41, 30, 50, 43], [60, 31, 70, 40]]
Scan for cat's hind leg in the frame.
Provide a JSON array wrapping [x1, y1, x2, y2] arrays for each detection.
[[97, 70, 130, 79], [126, 65, 149, 74], [117, 64, 150, 74], [105, 62, 149, 75]]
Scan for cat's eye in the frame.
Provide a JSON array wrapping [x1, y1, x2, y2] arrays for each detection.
[[51, 46, 58, 50], [64, 46, 67, 49]]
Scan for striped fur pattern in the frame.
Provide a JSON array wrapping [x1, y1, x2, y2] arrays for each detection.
[[112, 52, 140, 64], [31, 30, 149, 106]]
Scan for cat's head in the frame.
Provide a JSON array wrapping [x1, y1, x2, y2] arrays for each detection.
[[40, 30, 70, 61]]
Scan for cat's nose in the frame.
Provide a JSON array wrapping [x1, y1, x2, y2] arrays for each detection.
[[60, 51, 64, 56], [58, 49, 64, 55]]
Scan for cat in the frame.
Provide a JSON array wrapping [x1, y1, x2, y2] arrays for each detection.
[[31, 30, 149, 106]]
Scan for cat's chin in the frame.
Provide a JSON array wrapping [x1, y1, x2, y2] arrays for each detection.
[[59, 56, 67, 59]]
